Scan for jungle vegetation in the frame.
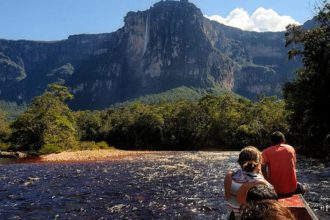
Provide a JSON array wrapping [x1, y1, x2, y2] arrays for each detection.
[[0, 3, 328, 158]]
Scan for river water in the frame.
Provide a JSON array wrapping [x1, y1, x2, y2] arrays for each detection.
[[0, 152, 329, 219]]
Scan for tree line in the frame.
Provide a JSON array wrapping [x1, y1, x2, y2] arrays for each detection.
[[0, 84, 289, 154]]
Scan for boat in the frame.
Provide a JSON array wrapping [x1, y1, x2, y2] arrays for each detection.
[[278, 194, 318, 220]]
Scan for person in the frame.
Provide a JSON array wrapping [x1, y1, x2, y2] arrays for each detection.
[[240, 200, 296, 220], [246, 184, 278, 202], [262, 131, 306, 197], [224, 146, 273, 219]]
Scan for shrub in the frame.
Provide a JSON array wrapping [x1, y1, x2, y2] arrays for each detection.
[[39, 144, 62, 155], [96, 141, 110, 149]]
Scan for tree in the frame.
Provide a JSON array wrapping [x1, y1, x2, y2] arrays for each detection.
[[0, 110, 11, 149], [198, 95, 251, 149], [284, 2, 330, 156], [75, 110, 102, 141], [161, 101, 209, 150], [132, 105, 164, 149], [11, 84, 77, 153], [249, 97, 289, 147]]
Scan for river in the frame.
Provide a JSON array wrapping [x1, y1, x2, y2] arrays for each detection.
[[0, 152, 329, 219]]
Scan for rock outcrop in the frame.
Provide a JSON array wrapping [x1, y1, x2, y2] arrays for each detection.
[[0, 151, 27, 158]]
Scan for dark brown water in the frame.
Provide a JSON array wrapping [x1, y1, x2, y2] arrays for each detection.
[[0, 152, 329, 219]]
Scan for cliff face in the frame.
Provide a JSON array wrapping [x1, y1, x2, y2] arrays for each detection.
[[203, 21, 301, 99], [0, 34, 112, 103], [0, 0, 301, 109]]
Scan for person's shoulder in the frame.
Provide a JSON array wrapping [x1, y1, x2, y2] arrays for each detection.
[[226, 169, 238, 177], [281, 144, 295, 152], [262, 145, 276, 153]]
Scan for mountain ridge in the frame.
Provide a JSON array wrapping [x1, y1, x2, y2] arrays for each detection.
[[0, 0, 303, 109]]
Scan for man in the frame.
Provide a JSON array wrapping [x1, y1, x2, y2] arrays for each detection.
[[262, 131, 306, 197]]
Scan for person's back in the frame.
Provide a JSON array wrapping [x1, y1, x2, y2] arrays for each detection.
[[262, 143, 297, 194], [262, 131, 305, 196], [224, 146, 272, 219]]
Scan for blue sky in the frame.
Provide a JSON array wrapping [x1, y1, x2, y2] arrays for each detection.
[[0, 0, 318, 41]]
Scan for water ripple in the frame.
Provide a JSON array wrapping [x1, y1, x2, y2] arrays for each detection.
[[0, 152, 328, 219]]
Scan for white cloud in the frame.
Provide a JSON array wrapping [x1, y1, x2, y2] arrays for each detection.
[[205, 7, 300, 32]]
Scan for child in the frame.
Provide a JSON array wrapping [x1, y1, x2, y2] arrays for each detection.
[[224, 146, 272, 219]]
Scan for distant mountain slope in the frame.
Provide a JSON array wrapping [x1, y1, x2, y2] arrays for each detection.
[[0, 0, 304, 109], [111, 86, 235, 108]]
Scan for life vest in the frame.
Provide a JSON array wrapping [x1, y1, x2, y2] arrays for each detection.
[[225, 170, 270, 218], [225, 179, 243, 216]]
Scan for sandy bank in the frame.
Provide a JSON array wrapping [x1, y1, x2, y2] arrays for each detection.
[[40, 149, 151, 162]]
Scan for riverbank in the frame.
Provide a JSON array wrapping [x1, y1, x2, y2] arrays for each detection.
[[40, 149, 152, 162]]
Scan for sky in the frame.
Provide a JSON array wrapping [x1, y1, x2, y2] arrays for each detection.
[[0, 0, 320, 41]]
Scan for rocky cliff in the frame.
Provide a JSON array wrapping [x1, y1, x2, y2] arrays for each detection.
[[0, 0, 301, 109]]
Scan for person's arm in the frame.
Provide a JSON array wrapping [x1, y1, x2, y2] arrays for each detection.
[[261, 151, 270, 181], [236, 182, 255, 205], [236, 181, 267, 205], [262, 164, 269, 180], [224, 171, 232, 200], [293, 147, 297, 170]]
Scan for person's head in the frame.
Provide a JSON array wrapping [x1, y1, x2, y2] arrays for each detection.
[[271, 131, 286, 145], [246, 184, 278, 202], [238, 146, 261, 173], [240, 200, 296, 220]]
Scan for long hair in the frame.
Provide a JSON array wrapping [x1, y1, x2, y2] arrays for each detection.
[[240, 200, 296, 220], [246, 184, 278, 202]]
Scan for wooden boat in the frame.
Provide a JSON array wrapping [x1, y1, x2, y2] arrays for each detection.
[[279, 194, 318, 220]]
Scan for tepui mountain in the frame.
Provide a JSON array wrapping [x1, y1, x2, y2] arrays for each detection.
[[0, 0, 303, 109]]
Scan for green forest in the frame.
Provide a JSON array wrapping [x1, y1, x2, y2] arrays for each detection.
[[0, 84, 288, 154], [0, 3, 329, 158]]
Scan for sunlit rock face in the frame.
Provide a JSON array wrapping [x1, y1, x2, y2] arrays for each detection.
[[140, 1, 237, 90], [0, 0, 303, 109], [234, 65, 283, 99]]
